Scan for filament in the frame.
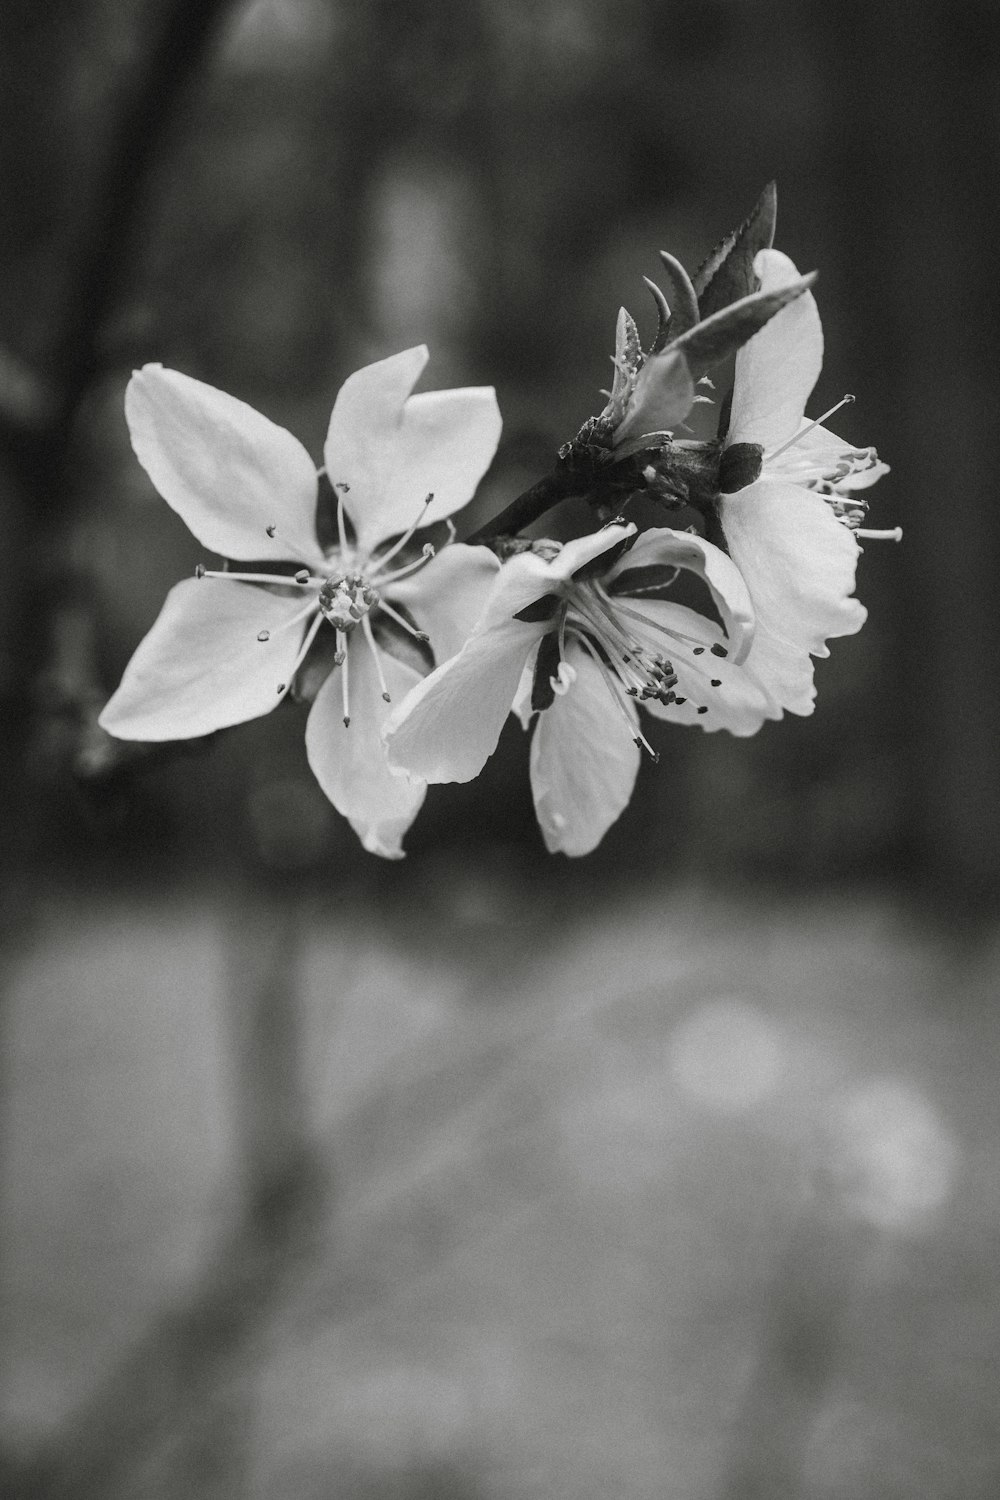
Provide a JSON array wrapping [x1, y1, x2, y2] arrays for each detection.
[[765, 394, 855, 461]]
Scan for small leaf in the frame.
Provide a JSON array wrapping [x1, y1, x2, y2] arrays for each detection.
[[514, 593, 563, 623], [607, 563, 681, 598], [531, 630, 563, 712], [615, 306, 642, 375], [613, 348, 695, 445], [671, 271, 816, 378], [657, 251, 699, 338], [643, 277, 672, 354], [693, 181, 778, 319]]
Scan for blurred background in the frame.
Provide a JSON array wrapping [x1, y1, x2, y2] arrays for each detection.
[[1, 1, 999, 1496]]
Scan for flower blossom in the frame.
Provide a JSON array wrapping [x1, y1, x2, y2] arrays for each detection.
[[659, 247, 894, 734], [384, 521, 768, 856], [99, 346, 501, 858]]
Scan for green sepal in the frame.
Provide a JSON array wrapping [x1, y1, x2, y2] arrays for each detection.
[[718, 442, 764, 493], [530, 630, 563, 712], [643, 277, 672, 353], [657, 251, 699, 338], [693, 181, 778, 319], [670, 270, 816, 380]]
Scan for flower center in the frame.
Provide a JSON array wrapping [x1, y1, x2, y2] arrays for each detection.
[[318, 573, 378, 631], [563, 579, 680, 708]]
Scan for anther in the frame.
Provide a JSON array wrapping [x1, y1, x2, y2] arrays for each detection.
[[276, 683, 285, 694], [693, 646, 705, 656], [711, 644, 727, 657], [382, 692, 391, 703], [334, 482, 350, 492], [257, 630, 270, 642], [674, 696, 687, 705], [333, 649, 346, 666], [266, 525, 276, 538], [422, 543, 435, 558], [194, 563, 205, 579], [295, 569, 310, 584], [697, 705, 708, 715], [711, 678, 722, 687]]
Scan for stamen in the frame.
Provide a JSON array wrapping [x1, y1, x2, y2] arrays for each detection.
[[371, 493, 435, 575], [607, 596, 720, 654], [375, 545, 436, 588], [377, 598, 430, 643], [257, 630, 270, 642], [199, 569, 319, 587], [338, 631, 350, 726], [765, 394, 855, 462], [336, 493, 349, 555], [361, 615, 392, 702], [275, 610, 325, 700], [856, 526, 903, 542], [573, 632, 659, 762]]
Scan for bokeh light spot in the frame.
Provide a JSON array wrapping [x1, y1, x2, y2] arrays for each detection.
[[670, 997, 786, 1113], [829, 1078, 959, 1232]]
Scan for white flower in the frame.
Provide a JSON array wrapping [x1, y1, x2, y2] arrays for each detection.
[[384, 521, 767, 856], [703, 247, 894, 724], [99, 346, 501, 858]]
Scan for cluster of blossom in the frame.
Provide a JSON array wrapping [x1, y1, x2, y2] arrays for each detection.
[[101, 187, 897, 858]]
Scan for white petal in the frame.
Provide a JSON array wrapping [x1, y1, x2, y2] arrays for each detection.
[[720, 478, 867, 716], [324, 347, 501, 554], [99, 578, 312, 741], [632, 601, 775, 737], [384, 615, 543, 784], [125, 366, 323, 566], [530, 642, 640, 856], [386, 543, 500, 664], [727, 249, 823, 453], [548, 522, 637, 582], [305, 640, 425, 859], [606, 526, 755, 664]]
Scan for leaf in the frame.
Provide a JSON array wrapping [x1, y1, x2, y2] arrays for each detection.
[[693, 181, 778, 319], [670, 271, 817, 378], [657, 252, 699, 338]]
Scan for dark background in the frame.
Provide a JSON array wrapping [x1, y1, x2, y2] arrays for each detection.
[[1, 3, 999, 1497]]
